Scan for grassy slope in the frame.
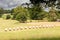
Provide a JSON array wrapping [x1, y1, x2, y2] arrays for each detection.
[[0, 18, 60, 40], [0, 27, 60, 40]]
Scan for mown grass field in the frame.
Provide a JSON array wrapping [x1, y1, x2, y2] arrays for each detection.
[[0, 18, 60, 40]]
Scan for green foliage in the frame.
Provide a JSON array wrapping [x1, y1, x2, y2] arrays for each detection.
[[48, 16, 57, 22], [13, 6, 28, 14], [47, 8, 57, 21], [12, 13, 18, 19], [10, 15, 13, 19], [2, 14, 11, 19], [16, 13, 27, 23], [0, 8, 4, 17], [6, 15, 11, 19], [29, 0, 57, 22], [56, 11, 60, 19], [0, 0, 59, 22], [4, 10, 11, 13], [0, 8, 4, 14], [29, 6, 45, 20], [0, 14, 2, 18], [12, 6, 28, 23]]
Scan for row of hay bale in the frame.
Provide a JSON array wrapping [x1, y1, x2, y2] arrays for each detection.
[[4, 24, 55, 32]]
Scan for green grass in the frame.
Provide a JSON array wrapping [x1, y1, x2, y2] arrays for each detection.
[[0, 27, 60, 40], [0, 18, 60, 40]]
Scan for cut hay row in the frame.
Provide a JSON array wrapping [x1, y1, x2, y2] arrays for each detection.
[[3, 24, 55, 32]]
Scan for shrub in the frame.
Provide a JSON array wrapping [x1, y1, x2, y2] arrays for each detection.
[[12, 13, 18, 20], [6, 15, 11, 19], [48, 15, 57, 22], [16, 13, 27, 23], [0, 14, 2, 18], [2, 14, 11, 19], [10, 15, 13, 19]]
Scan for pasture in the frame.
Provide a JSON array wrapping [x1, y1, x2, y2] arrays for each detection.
[[0, 18, 60, 40]]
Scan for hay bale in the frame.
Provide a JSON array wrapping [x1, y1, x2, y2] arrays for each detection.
[[51, 25, 54, 28], [39, 25, 42, 28], [24, 27, 28, 29], [45, 25, 49, 28], [32, 26, 35, 29], [5, 28, 8, 32], [16, 27, 19, 30], [13, 28, 16, 31], [20, 27, 23, 30], [28, 26, 32, 29], [35, 26, 38, 28], [9, 28, 12, 31], [48, 25, 52, 28]]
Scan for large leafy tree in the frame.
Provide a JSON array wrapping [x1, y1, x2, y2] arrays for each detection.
[[21, 0, 52, 20], [0, 8, 4, 14], [29, 6, 46, 20], [30, 0, 56, 5], [12, 6, 29, 23], [56, 0, 60, 19], [0, 8, 4, 17], [30, 0, 58, 21]]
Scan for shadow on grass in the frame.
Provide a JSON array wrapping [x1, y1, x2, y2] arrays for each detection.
[[10, 37, 60, 40]]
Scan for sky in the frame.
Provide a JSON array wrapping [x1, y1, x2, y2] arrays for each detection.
[[0, 0, 30, 9]]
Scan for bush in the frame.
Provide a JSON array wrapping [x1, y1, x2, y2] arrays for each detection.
[[0, 14, 3, 18], [2, 14, 11, 19], [12, 13, 18, 20], [6, 15, 11, 19], [48, 15, 57, 22], [10, 15, 13, 19], [16, 13, 27, 23], [56, 11, 60, 19]]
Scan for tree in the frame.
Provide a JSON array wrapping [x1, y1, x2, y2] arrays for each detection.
[[29, 6, 45, 20], [30, 0, 58, 21], [21, 1, 47, 21], [16, 13, 27, 23], [0, 8, 4, 14], [56, 0, 60, 9], [0, 8, 4, 17], [30, 0, 56, 5], [48, 6, 57, 21], [29, 0, 50, 20], [56, 11, 60, 19], [4, 10, 11, 13], [12, 6, 29, 23]]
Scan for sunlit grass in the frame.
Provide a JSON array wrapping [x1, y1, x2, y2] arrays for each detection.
[[0, 18, 60, 40], [0, 26, 60, 40]]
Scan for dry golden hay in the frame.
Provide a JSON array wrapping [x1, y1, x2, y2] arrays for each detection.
[[28, 26, 32, 29], [16, 27, 20, 30], [13, 28, 16, 31], [19, 27, 23, 30], [32, 26, 35, 29], [5, 28, 8, 32], [24, 27, 28, 29], [8, 28, 12, 31]]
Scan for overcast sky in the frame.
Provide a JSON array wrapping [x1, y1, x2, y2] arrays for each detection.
[[0, 0, 30, 9]]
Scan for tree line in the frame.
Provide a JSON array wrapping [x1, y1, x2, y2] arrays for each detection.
[[0, 0, 60, 23]]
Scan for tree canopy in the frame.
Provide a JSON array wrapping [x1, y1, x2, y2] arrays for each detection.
[[30, 0, 56, 4]]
